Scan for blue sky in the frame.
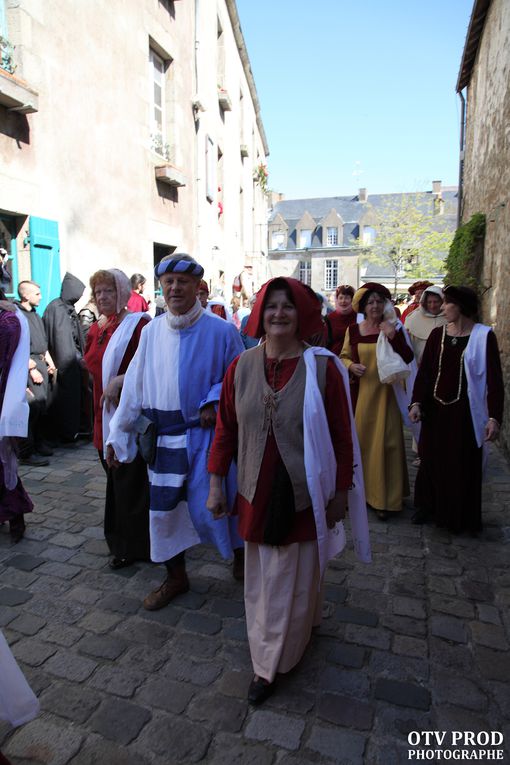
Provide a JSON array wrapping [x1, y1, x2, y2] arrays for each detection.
[[236, 0, 474, 199]]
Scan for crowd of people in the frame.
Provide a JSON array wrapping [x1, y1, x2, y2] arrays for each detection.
[[0, 259, 504, 706]]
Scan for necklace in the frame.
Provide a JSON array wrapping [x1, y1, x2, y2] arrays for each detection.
[[433, 325, 465, 405]]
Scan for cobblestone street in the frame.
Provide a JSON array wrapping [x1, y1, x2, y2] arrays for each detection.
[[0, 437, 509, 764]]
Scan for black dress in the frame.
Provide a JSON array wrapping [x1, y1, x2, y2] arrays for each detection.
[[412, 327, 503, 533]]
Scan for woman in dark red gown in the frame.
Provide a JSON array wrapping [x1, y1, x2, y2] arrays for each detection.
[[409, 286, 503, 533]]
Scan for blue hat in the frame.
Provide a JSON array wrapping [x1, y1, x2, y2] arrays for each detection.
[[154, 254, 204, 279]]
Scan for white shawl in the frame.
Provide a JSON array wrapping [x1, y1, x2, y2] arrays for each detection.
[[464, 323, 491, 448], [303, 347, 371, 583], [101, 312, 149, 455]]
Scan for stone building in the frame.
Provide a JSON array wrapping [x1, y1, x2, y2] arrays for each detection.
[[457, 0, 510, 449], [267, 184, 457, 300], [0, 0, 268, 310]]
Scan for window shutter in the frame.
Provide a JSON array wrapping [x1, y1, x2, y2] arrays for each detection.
[[28, 217, 61, 313]]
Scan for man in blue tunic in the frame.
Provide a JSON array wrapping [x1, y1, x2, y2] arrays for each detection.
[[106, 254, 244, 609]]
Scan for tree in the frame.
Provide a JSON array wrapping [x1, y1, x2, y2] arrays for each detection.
[[357, 194, 455, 297]]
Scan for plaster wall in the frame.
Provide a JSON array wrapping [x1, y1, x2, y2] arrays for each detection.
[[0, 0, 196, 292], [461, 0, 510, 448], [0, 0, 268, 303]]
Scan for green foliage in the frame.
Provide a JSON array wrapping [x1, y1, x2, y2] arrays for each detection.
[[357, 194, 455, 296], [444, 213, 486, 291]]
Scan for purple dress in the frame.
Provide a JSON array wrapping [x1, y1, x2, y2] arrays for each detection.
[[0, 310, 34, 524]]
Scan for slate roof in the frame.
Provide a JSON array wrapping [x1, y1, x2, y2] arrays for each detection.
[[269, 190, 458, 251]]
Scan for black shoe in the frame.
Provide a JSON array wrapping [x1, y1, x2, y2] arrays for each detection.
[[19, 455, 50, 467], [411, 508, 431, 525], [248, 676, 275, 705], [376, 510, 389, 521], [109, 557, 135, 570], [233, 548, 244, 581], [35, 443, 54, 456]]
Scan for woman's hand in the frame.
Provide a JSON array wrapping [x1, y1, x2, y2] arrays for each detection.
[[349, 363, 366, 378], [101, 375, 124, 411], [200, 403, 217, 428], [379, 320, 396, 340], [485, 418, 500, 442], [105, 444, 120, 469], [29, 368, 43, 385], [325, 490, 347, 529], [409, 403, 421, 423], [206, 475, 229, 519]]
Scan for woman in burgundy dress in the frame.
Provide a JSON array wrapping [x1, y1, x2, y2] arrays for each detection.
[[409, 286, 504, 533]]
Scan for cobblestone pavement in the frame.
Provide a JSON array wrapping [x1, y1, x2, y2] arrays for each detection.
[[0, 437, 509, 764]]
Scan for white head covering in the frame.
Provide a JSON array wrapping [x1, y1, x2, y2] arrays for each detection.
[[107, 269, 131, 314], [419, 285, 444, 316]]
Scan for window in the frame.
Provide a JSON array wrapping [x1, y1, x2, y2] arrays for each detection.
[[324, 259, 338, 291], [326, 227, 338, 246], [362, 226, 376, 245], [299, 261, 311, 286], [299, 229, 312, 249], [150, 48, 166, 157], [271, 232, 286, 250]]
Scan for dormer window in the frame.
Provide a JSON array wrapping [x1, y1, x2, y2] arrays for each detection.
[[272, 231, 286, 250], [299, 229, 312, 249], [327, 227, 338, 246]]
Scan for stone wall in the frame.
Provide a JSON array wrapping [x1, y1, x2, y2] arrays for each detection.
[[461, 0, 510, 449]]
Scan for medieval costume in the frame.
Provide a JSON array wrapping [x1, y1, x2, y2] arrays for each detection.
[[324, 309, 358, 356], [412, 287, 503, 533], [208, 277, 370, 697], [43, 272, 87, 441], [127, 290, 150, 313], [341, 283, 415, 514], [107, 301, 244, 562], [401, 280, 433, 323], [84, 269, 151, 564], [405, 285, 447, 363], [0, 307, 33, 542], [14, 300, 52, 459]]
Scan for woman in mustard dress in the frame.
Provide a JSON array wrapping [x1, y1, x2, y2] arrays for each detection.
[[341, 283, 414, 519]]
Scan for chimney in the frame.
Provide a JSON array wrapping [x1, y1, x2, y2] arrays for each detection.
[[359, 187, 367, 203], [432, 180, 442, 196]]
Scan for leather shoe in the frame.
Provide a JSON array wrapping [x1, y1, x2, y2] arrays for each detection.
[[19, 455, 49, 467], [411, 508, 431, 525], [248, 676, 275, 705], [109, 557, 135, 570], [35, 443, 54, 456], [376, 510, 389, 521], [232, 547, 244, 581], [143, 570, 189, 611]]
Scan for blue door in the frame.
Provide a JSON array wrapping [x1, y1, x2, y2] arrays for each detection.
[[29, 216, 61, 313]]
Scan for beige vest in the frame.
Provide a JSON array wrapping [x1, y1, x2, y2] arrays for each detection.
[[234, 344, 327, 511]]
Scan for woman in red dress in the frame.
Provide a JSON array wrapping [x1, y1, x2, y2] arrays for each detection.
[[84, 269, 151, 568]]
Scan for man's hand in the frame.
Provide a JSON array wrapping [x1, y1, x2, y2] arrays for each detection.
[[101, 375, 124, 411], [29, 368, 43, 385], [105, 444, 120, 469], [207, 475, 229, 519], [200, 402, 217, 428], [325, 490, 347, 529]]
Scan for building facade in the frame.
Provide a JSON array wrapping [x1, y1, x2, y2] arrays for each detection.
[[457, 0, 510, 450], [0, 0, 268, 310], [267, 184, 457, 300]]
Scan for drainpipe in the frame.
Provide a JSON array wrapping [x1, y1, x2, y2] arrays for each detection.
[[194, 0, 201, 259], [457, 90, 466, 228]]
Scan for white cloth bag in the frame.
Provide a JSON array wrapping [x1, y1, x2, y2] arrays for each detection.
[[376, 332, 411, 385], [0, 630, 40, 727]]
